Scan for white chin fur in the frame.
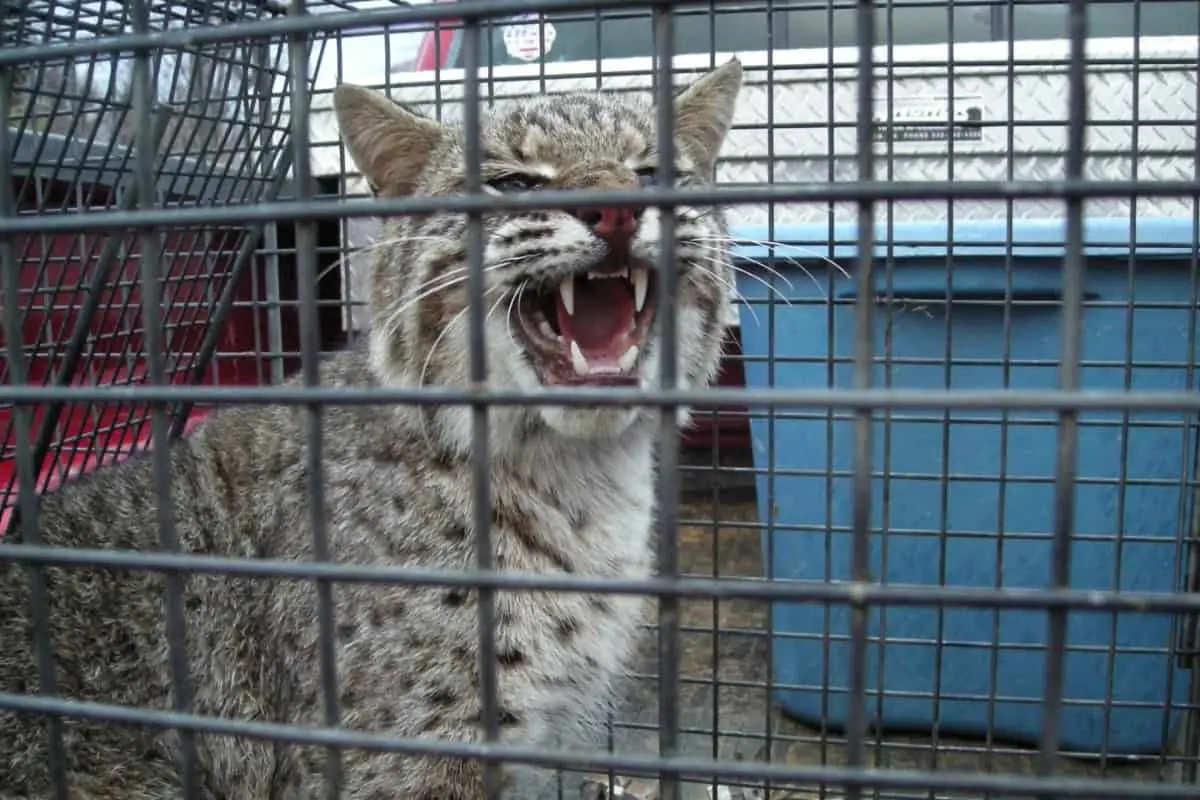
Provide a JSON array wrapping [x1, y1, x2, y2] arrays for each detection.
[[536, 405, 645, 440], [522, 349, 695, 441], [510, 354, 648, 440]]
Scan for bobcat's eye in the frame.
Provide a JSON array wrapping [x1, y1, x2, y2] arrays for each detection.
[[634, 167, 657, 187], [486, 173, 544, 193]]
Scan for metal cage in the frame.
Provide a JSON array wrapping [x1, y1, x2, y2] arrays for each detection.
[[0, 0, 332, 526], [2, 1, 1200, 799]]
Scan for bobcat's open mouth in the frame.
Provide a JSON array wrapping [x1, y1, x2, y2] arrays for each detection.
[[514, 262, 657, 386]]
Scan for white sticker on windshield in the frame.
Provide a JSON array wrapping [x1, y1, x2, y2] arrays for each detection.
[[502, 14, 556, 62]]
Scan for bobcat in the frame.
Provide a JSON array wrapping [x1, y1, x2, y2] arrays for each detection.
[[0, 59, 744, 798]]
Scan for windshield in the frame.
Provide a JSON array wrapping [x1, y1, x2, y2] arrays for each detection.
[[446, 1, 1199, 69]]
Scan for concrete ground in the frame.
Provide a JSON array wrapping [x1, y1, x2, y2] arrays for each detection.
[[510, 454, 1197, 799]]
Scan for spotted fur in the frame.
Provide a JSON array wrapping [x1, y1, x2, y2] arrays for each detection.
[[0, 60, 743, 799]]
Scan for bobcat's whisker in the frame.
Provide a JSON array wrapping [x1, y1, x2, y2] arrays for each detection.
[[416, 286, 507, 391], [504, 284, 526, 343], [404, 257, 524, 305], [689, 252, 801, 307], [416, 301, 468, 454], [683, 260, 763, 328], [317, 235, 472, 283], [692, 233, 852, 280], [688, 242, 827, 303], [375, 258, 524, 342], [688, 235, 803, 289], [415, 287, 508, 453]]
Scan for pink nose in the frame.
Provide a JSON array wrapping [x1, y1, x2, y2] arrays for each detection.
[[574, 206, 642, 245]]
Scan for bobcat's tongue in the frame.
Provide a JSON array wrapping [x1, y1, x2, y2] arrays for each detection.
[[554, 275, 637, 377], [558, 279, 633, 353]]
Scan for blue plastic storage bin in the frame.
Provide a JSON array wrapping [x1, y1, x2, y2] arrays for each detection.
[[734, 218, 1198, 755]]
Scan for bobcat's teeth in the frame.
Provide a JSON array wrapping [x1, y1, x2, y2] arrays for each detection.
[[587, 267, 629, 280], [560, 276, 575, 316], [617, 344, 639, 373], [538, 319, 556, 340], [569, 340, 589, 376], [631, 267, 649, 312]]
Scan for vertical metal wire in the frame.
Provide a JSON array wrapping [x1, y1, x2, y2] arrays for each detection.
[[265, 225, 287, 384], [700, 14, 720, 800], [1183, 6, 1200, 778], [535, 11, 546, 100], [1104, 0, 1144, 772], [1164, 279, 1195, 771], [846, 2, 877, 798], [431, 11, 445, 123], [352, 18, 368, 347], [874, 0, 898, 779], [262, 23, 291, 385], [1038, 0, 1088, 786], [0, 62, 69, 800], [820, 2, 838, 790], [986, 5, 1019, 791], [761, 0, 778, 794], [652, 4, 680, 798], [930, 1, 958, 788], [249, 228, 269, 385], [288, 3, 342, 796], [704, 9, 723, 796], [128, 2, 197, 796], [459, 18, 502, 800], [591, 4, 604, 95]]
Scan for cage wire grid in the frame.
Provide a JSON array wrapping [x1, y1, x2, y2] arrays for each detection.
[[2, 0, 1200, 799], [0, 0, 339, 517]]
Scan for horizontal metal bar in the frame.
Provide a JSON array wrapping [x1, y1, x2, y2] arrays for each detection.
[[0, 691, 1193, 799], [2, 542, 1198, 614], [0, 0, 728, 67], [7, 0, 1190, 70], [0, 384, 1197, 411], [3, 181, 1198, 236]]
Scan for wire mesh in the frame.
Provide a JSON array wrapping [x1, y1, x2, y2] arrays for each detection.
[[0, 0, 332, 527], [2, 1, 1200, 799]]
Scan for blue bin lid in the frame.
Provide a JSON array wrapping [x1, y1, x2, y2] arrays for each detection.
[[728, 217, 1200, 264]]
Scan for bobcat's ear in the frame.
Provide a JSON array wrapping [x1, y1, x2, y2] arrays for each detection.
[[333, 84, 446, 197], [673, 58, 744, 174]]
